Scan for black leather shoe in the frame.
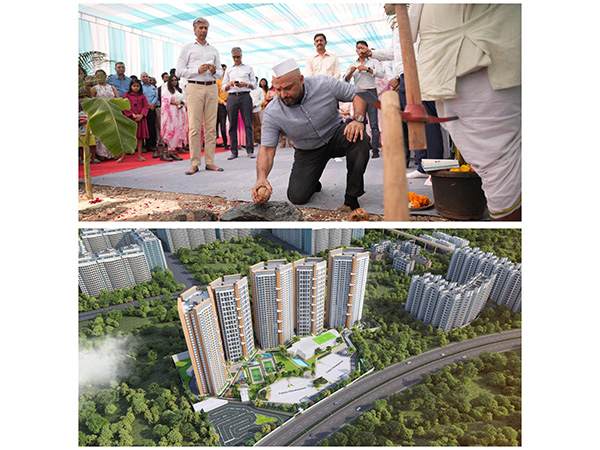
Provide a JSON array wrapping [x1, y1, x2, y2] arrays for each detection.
[[247, 152, 256, 159], [160, 151, 173, 161], [315, 181, 322, 193], [216, 143, 225, 148], [227, 153, 238, 160]]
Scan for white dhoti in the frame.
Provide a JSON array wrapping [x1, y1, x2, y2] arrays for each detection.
[[437, 69, 521, 219]]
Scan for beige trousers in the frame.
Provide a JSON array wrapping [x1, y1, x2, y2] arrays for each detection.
[[185, 83, 218, 167]]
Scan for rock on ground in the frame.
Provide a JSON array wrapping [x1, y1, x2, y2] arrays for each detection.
[[220, 202, 303, 221]]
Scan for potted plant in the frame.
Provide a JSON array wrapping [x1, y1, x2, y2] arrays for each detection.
[[78, 51, 137, 199]]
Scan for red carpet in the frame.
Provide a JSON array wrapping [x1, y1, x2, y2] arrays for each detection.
[[79, 139, 229, 178]]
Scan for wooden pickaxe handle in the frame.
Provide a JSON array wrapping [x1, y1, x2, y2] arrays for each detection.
[[381, 90, 410, 221], [396, 3, 427, 151]]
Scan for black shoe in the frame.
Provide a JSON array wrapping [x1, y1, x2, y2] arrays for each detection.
[[344, 194, 360, 211], [315, 181, 322, 193], [153, 150, 160, 158], [160, 151, 173, 162], [227, 153, 238, 160], [216, 143, 225, 148], [371, 150, 380, 159], [247, 152, 256, 159], [225, 145, 230, 149]]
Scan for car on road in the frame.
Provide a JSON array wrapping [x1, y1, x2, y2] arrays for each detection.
[[462, 355, 467, 359], [440, 353, 445, 356], [406, 361, 411, 364], [309, 433, 314, 437], [333, 402, 338, 405], [356, 406, 361, 411], [402, 378, 407, 381]]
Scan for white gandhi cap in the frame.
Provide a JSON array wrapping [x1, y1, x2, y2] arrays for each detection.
[[272, 58, 299, 77]]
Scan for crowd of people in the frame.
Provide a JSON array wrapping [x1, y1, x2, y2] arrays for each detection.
[[79, 4, 521, 220]]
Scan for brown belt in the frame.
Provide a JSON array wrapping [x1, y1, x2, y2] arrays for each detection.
[[188, 80, 215, 85]]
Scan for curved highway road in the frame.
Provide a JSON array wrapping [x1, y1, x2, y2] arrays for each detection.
[[257, 329, 521, 446]]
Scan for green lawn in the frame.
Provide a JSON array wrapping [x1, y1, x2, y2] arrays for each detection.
[[313, 331, 336, 345], [274, 352, 298, 372], [175, 359, 193, 386], [255, 414, 277, 425], [263, 360, 275, 373]]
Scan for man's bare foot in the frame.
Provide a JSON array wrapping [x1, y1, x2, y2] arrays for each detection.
[[137, 155, 146, 161], [116, 155, 125, 163]]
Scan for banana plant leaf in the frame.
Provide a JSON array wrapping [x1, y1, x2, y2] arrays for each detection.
[[80, 96, 137, 157]]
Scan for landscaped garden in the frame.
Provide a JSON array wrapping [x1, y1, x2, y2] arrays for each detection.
[[175, 358, 193, 387]]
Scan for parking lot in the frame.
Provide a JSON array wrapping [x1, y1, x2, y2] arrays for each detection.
[[208, 403, 292, 446]]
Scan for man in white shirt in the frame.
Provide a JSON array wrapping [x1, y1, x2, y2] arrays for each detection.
[[305, 33, 340, 78], [249, 77, 265, 146], [368, 22, 444, 177], [344, 40, 384, 158], [222, 47, 257, 159], [176, 17, 224, 174]]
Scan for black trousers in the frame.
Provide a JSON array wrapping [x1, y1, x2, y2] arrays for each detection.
[[287, 122, 370, 205], [398, 74, 443, 171], [144, 107, 157, 149], [216, 103, 228, 145], [226, 92, 253, 155]]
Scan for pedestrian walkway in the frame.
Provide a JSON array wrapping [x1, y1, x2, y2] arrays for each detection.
[[81, 145, 440, 217]]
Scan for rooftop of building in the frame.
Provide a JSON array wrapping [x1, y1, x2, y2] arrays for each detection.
[[180, 287, 211, 313]]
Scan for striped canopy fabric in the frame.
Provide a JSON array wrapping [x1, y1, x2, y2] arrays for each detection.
[[79, 2, 395, 81]]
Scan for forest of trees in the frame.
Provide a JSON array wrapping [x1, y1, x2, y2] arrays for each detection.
[[79, 381, 220, 446], [79, 289, 220, 446], [320, 350, 522, 447], [78, 267, 185, 313], [175, 234, 304, 286]]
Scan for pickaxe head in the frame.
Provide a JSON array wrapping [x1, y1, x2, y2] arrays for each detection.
[[355, 90, 457, 124]]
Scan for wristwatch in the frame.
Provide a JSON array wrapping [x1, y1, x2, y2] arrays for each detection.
[[354, 114, 365, 123]]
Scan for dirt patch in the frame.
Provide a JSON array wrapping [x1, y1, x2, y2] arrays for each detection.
[[79, 183, 449, 222]]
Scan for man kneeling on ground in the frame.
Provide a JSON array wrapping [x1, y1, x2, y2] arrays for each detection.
[[251, 58, 369, 211]]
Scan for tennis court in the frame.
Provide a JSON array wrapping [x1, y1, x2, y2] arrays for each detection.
[[250, 367, 263, 383], [263, 360, 276, 373]]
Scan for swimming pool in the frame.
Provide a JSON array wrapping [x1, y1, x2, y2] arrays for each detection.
[[262, 353, 273, 358], [292, 356, 310, 368]]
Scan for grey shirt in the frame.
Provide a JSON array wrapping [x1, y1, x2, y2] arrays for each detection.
[[261, 75, 357, 150]]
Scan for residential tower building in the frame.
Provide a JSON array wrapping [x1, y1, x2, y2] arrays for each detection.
[[207, 275, 255, 361], [177, 286, 228, 396], [293, 257, 327, 336], [327, 247, 370, 329], [249, 260, 294, 349]]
